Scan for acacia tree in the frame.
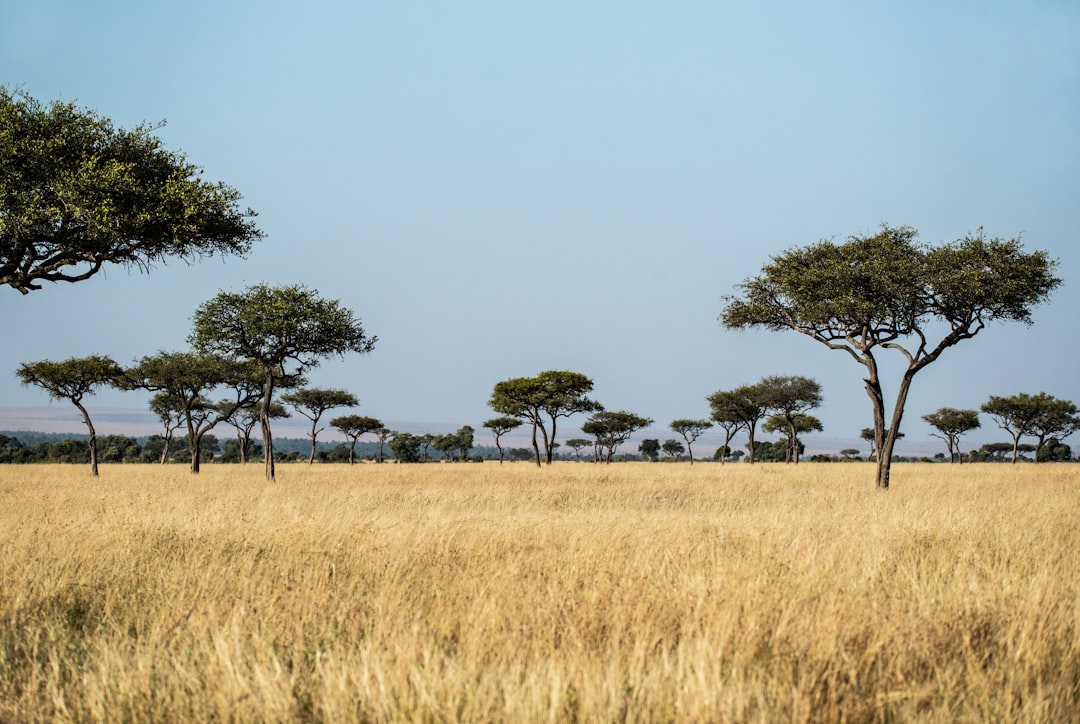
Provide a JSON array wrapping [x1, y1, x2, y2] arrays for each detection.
[[981, 394, 1046, 464], [1027, 396, 1080, 463], [763, 412, 822, 463], [281, 388, 359, 464], [0, 87, 261, 294], [564, 438, 591, 461], [705, 393, 745, 465], [148, 392, 186, 464], [921, 408, 981, 464], [374, 428, 394, 463], [483, 416, 522, 463], [489, 370, 601, 467], [122, 351, 262, 473], [722, 225, 1060, 489], [582, 410, 653, 463], [190, 284, 376, 481], [329, 414, 382, 465], [661, 439, 685, 460], [707, 384, 770, 463], [670, 418, 712, 465], [16, 355, 122, 475], [220, 400, 288, 464], [760, 375, 822, 464], [983, 393, 1079, 463]]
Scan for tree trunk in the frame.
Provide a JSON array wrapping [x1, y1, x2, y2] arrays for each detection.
[[875, 369, 917, 490], [529, 418, 542, 467], [190, 431, 204, 474], [75, 400, 99, 477], [261, 371, 276, 481], [308, 418, 318, 464]]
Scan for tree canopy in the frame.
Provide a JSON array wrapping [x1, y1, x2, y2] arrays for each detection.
[[582, 410, 653, 463], [281, 388, 359, 464], [190, 284, 376, 480], [0, 87, 261, 294], [722, 225, 1060, 488], [670, 418, 712, 465], [921, 408, 981, 464], [489, 370, 601, 466], [15, 354, 123, 475]]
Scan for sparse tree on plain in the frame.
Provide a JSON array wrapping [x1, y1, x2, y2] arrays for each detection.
[[483, 416, 523, 463], [489, 370, 602, 467], [670, 418, 712, 465], [722, 225, 1060, 488], [281, 388, 359, 464], [582, 410, 653, 464], [921, 408, 981, 464], [15, 355, 123, 476], [329, 414, 383, 465], [190, 284, 376, 481]]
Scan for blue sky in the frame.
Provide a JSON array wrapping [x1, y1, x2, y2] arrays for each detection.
[[2, 1, 1078, 453]]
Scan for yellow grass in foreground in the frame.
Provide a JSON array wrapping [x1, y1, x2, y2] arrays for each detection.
[[1, 462, 1078, 722]]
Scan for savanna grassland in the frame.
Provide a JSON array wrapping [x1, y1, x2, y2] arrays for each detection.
[[1, 461, 1077, 722]]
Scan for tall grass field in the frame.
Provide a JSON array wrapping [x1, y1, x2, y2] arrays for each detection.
[[1, 462, 1077, 722]]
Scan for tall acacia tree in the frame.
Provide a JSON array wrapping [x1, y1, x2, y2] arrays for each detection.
[[489, 370, 601, 466], [1, 87, 261, 294], [190, 284, 376, 481], [16, 355, 123, 475], [921, 408, 981, 464], [281, 388, 359, 464], [669, 418, 712, 465], [722, 225, 1060, 489]]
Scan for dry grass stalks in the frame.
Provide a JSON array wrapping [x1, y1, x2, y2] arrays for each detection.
[[1, 462, 1077, 722]]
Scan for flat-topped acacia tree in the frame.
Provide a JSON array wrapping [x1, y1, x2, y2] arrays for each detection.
[[190, 284, 376, 481], [16, 355, 123, 476], [0, 87, 260, 294], [722, 225, 1060, 489]]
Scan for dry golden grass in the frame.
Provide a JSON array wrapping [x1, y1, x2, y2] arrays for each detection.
[[1, 461, 1077, 722]]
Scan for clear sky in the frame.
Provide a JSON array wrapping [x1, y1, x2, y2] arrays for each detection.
[[2, 0, 1078, 454]]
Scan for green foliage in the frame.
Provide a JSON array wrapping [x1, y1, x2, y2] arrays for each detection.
[[661, 439, 685, 460], [328, 415, 383, 465], [982, 393, 1080, 463], [16, 355, 123, 475], [638, 438, 660, 462], [670, 418, 711, 465], [281, 388, 359, 464], [582, 410, 653, 464], [489, 370, 601, 466], [190, 284, 376, 479], [721, 225, 1061, 488], [921, 407, 981, 463], [0, 87, 261, 294]]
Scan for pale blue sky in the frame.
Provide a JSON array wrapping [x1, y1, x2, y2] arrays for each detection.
[[2, 1, 1078, 453]]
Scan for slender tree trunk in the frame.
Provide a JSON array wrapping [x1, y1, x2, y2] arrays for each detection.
[[529, 418, 542, 467], [160, 431, 172, 464], [308, 417, 318, 464], [261, 371, 276, 481], [75, 400, 99, 476], [348, 439, 357, 465]]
